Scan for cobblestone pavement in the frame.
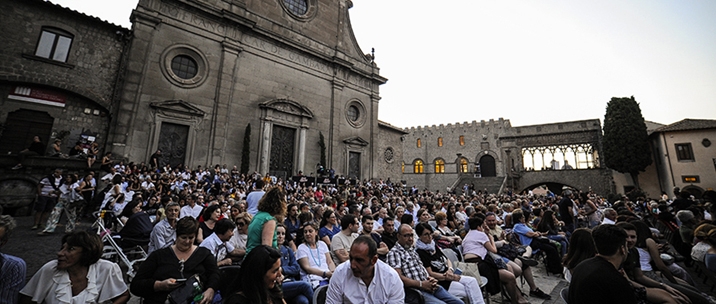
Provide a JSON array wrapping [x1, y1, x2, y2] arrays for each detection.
[[6, 215, 713, 304]]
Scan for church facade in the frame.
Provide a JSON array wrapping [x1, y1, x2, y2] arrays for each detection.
[[0, 0, 404, 181]]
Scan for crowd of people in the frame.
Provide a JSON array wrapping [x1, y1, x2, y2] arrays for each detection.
[[1, 157, 716, 304]]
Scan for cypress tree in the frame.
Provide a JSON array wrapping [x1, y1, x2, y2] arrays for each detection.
[[602, 96, 652, 189]]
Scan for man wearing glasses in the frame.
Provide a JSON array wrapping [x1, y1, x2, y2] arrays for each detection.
[[387, 224, 462, 304]]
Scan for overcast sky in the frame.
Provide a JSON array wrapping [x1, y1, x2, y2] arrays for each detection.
[[51, 0, 716, 128]]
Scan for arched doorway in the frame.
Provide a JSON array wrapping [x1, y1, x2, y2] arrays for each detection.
[[0, 109, 53, 155], [479, 155, 496, 177]]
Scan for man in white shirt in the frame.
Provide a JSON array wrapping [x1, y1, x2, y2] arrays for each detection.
[[601, 208, 617, 225], [180, 195, 203, 219], [199, 219, 239, 266], [245, 179, 265, 216], [326, 235, 404, 303]]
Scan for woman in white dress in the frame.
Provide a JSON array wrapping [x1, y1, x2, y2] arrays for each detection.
[[20, 231, 129, 304], [296, 222, 336, 289]]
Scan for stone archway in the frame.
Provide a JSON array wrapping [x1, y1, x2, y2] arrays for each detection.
[[479, 155, 496, 177]]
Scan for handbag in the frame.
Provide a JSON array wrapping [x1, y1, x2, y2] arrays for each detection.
[[168, 274, 203, 304]]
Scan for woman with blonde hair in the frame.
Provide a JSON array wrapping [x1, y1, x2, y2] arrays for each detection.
[[245, 186, 287, 254]]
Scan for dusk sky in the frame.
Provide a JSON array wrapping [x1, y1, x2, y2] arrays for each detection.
[[51, 0, 716, 128]]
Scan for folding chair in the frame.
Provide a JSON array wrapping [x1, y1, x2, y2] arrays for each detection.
[[92, 211, 147, 281]]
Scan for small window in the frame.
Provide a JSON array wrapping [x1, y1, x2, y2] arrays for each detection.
[[459, 158, 469, 173], [675, 143, 694, 161], [417, 138, 422, 148], [35, 28, 73, 62], [171, 55, 198, 80], [437, 137, 443, 147], [434, 159, 445, 173], [459, 135, 465, 146], [401, 161, 405, 174], [284, 0, 308, 15], [347, 105, 359, 122], [413, 159, 424, 174]]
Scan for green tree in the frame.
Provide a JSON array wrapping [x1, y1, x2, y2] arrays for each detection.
[[602, 96, 652, 189], [318, 132, 326, 168], [240, 123, 251, 174]]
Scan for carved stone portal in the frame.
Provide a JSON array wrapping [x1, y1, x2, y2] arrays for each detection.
[[270, 125, 295, 180]]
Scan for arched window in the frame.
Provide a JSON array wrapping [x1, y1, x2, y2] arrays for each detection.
[[434, 159, 445, 173], [437, 137, 443, 147], [417, 138, 422, 148], [459, 135, 465, 146], [459, 158, 469, 173], [413, 159, 424, 174]]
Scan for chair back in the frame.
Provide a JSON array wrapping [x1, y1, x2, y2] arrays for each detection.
[[560, 287, 569, 303], [441, 248, 459, 265], [404, 287, 425, 304], [313, 285, 328, 304]]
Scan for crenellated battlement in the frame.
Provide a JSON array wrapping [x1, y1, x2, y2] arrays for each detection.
[[403, 118, 512, 136]]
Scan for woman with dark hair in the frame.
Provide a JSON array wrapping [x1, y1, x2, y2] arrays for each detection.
[[297, 222, 336, 289], [197, 205, 222, 244], [225, 245, 284, 304], [561, 228, 595, 282], [276, 224, 313, 304], [131, 217, 219, 304], [318, 210, 339, 247], [20, 231, 129, 304], [246, 186, 288, 254], [119, 199, 153, 246], [632, 220, 693, 285], [415, 222, 485, 304], [100, 152, 113, 173], [535, 210, 569, 256]]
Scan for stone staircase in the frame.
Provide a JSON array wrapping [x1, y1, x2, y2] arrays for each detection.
[[452, 175, 505, 195]]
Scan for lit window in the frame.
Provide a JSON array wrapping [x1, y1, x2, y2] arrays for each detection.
[[414, 159, 424, 174], [675, 143, 694, 161], [460, 158, 469, 173], [434, 159, 445, 173], [401, 161, 405, 173], [35, 28, 73, 62], [437, 137, 443, 147], [459, 135, 465, 146], [417, 139, 422, 148]]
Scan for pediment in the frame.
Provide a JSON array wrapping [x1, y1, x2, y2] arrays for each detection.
[[343, 136, 369, 146], [259, 99, 313, 119], [150, 100, 205, 117]]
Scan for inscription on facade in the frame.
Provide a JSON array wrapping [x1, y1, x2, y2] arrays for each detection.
[[157, 1, 238, 39]]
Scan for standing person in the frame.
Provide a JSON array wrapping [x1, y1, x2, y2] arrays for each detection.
[[87, 142, 99, 168], [326, 235, 405, 303], [387, 224, 463, 304], [558, 190, 577, 235], [32, 169, 63, 230], [20, 231, 130, 304], [568, 224, 637, 304], [12, 135, 45, 170], [246, 179, 266, 216], [39, 174, 83, 235], [0, 215, 26, 304], [148, 202, 180, 254], [149, 149, 162, 169], [245, 187, 287, 254]]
